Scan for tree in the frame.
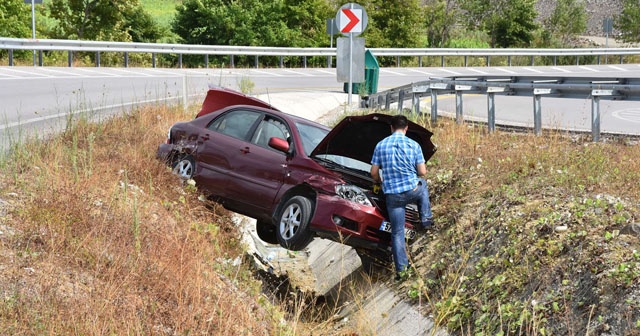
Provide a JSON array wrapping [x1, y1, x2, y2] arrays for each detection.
[[45, 0, 161, 42], [172, 0, 332, 47], [616, 0, 640, 43], [461, 0, 538, 48], [544, 0, 587, 46], [359, 0, 425, 48], [0, 0, 31, 38], [423, 0, 459, 48]]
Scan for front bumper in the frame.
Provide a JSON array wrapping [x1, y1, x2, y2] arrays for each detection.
[[309, 193, 416, 250]]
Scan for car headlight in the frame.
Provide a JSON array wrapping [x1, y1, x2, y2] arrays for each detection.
[[335, 185, 372, 206]]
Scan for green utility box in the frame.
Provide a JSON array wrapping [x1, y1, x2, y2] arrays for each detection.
[[343, 49, 380, 95]]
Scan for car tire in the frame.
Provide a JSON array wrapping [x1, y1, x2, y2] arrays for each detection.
[[276, 196, 314, 250], [256, 220, 278, 245], [172, 154, 195, 180]]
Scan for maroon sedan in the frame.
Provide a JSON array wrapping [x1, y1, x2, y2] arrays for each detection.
[[157, 87, 436, 257]]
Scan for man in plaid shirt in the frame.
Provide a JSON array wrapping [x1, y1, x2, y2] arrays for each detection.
[[370, 115, 433, 280]]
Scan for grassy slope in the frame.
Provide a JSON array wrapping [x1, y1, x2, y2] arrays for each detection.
[[0, 105, 291, 335], [396, 119, 640, 334], [1, 106, 638, 334], [140, 0, 180, 29]]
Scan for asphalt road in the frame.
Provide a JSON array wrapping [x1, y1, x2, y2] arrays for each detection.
[[1, 64, 640, 149]]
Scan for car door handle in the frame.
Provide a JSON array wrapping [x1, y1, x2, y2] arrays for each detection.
[[240, 147, 250, 154]]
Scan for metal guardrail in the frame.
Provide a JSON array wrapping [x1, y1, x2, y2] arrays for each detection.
[[2, 37, 640, 68], [366, 76, 640, 142]]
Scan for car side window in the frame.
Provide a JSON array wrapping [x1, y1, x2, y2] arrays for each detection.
[[208, 110, 261, 140], [250, 116, 290, 149]]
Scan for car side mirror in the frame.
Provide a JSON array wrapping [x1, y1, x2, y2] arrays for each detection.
[[268, 137, 290, 154]]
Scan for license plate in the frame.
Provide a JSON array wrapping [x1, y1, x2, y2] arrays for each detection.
[[379, 220, 417, 240]]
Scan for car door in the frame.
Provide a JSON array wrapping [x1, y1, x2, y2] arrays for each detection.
[[194, 109, 262, 198], [225, 114, 291, 214]]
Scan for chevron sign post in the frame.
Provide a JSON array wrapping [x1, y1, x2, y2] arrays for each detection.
[[335, 3, 368, 108]]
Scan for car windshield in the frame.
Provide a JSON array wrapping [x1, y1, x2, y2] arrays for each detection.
[[296, 122, 329, 156]]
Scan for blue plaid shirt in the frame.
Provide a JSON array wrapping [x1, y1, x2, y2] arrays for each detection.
[[371, 132, 425, 194]]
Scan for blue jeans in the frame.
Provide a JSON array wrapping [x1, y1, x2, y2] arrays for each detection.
[[385, 179, 432, 272]]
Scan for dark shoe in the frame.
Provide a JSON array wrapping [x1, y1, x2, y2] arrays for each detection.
[[416, 219, 434, 232]]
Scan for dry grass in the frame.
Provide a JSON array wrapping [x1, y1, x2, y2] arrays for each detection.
[[0, 106, 284, 335]]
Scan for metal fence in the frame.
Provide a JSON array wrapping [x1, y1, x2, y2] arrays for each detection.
[[366, 76, 640, 142], [2, 37, 640, 68]]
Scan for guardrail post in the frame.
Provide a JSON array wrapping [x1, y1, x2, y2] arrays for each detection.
[[418, 56, 422, 67], [396, 56, 400, 67], [398, 90, 405, 111], [508, 56, 511, 66], [96, 52, 100, 67], [487, 92, 496, 133], [178, 54, 183, 68], [205, 55, 209, 68], [455, 90, 463, 124], [8, 50, 13, 66], [576, 55, 579, 66], [124, 52, 129, 68], [38, 51, 43, 66], [533, 94, 542, 135], [377, 95, 383, 109], [441, 56, 445, 67], [486, 56, 490, 67], [68, 51, 73, 67], [412, 93, 421, 114], [152, 53, 156, 68], [430, 90, 438, 123], [255, 55, 259, 68], [553, 56, 557, 66], [591, 96, 601, 142], [303, 56, 307, 68], [231, 55, 235, 68], [279, 56, 284, 68], [620, 55, 624, 64], [530, 56, 534, 66], [464, 56, 468, 67], [385, 92, 391, 110], [597, 55, 601, 65]]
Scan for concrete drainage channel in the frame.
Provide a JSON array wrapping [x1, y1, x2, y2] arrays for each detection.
[[229, 92, 447, 335]]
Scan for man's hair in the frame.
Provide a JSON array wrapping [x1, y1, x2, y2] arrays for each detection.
[[391, 115, 409, 131]]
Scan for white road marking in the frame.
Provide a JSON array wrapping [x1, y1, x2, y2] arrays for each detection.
[[523, 67, 543, 73], [314, 69, 335, 75], [111, 68, 153, 77], [608, 65, 627, 72], [495, 68, 516, 74], [38, 68, 89, 77], [551, 67, 571, 73], [249, 69, 284, 77], [438, 68, 461, 75], [284, 69, 313, 77], [578, 66, 598, 72], [1, 68, 53, 77], [466, 68, 488, 75], [73, 68, 120, 76], [0, 71, 21, 78], [380, 69, 406, 76], [406, 69, 434, 76], [612, 108, 640, 123]]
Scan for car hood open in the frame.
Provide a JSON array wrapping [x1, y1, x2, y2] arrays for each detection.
[[311, 113, 437, 165]]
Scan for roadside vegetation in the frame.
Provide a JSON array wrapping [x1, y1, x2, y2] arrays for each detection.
[[0, 105, 294, 335], [1, 100, 638, 334], [2, 0, 640, 67]]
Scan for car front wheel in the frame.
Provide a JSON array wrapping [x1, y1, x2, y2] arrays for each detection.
[[172, 154, 195, 179], [276, 196, 314, 250]]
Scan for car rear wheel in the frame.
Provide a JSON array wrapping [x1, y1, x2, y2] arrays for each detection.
[[172, 154, 195, 179], [276, 196, 313, 250]]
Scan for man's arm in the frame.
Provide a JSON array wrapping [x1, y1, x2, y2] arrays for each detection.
[[370, 164, 381, 183], [416, 162, 427, 177]]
